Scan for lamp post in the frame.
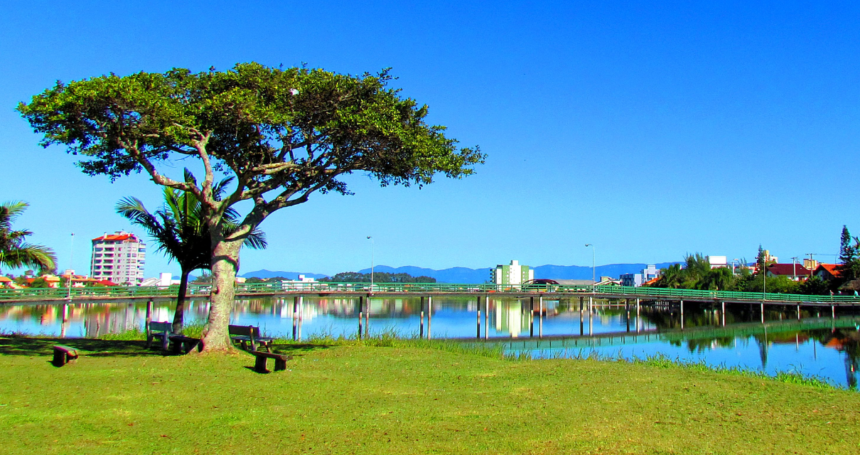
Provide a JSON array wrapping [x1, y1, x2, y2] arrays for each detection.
[[367, 236, 374, 293], [67, 233, 74, 301], [585, 244, 595, 291]]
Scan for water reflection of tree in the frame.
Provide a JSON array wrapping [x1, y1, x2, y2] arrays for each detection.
[[821, 328, 860, 390]]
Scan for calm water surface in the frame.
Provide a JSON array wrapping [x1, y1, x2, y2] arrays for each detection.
[[2, 296, 858, 389]]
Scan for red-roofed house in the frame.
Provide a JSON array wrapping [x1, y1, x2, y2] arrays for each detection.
[[814, 264, 842, 282], [91, 231, 146, 285], [765, 263, 812, 281]]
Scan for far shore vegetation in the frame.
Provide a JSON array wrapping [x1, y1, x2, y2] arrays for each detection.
[[648, 227, 860, 296]]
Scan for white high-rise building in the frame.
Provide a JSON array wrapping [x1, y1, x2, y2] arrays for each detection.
[[90, 231, 146, 285]]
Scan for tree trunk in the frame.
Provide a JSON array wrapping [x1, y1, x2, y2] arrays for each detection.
[[172, 269, 190, 334], [200, 239, 242, 352]]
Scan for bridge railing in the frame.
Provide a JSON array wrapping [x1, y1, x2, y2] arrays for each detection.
[[1, 281, 858, 303]]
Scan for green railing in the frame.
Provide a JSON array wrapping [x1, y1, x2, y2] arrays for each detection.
[[1, 282, 859, 304]]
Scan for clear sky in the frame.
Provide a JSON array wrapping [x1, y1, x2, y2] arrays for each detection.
[[2, 1, 859, 277]]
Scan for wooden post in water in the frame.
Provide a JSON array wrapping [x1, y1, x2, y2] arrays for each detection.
[[427, 296, 432, 339], [680, 300, 684, 330], [419, 296, 424, 339], [292, 296, 299, 340]]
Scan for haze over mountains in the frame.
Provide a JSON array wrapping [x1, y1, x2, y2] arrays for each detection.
[[242, 263, 679, 283]]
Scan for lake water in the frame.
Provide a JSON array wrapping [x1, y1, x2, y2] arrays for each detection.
[[2, 295, 858, 389]]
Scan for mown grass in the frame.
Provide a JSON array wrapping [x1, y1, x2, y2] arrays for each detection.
[[1, 334, 858, 454]]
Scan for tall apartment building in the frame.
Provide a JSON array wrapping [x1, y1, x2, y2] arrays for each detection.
[[90, 231, 146, 285], [491, 260, 534, 285]]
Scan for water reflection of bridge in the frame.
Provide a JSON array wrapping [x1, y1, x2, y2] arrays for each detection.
[[458, 317, 860, 350]]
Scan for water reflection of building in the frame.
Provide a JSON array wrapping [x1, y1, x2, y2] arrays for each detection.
[[493, 300, 528, 338]]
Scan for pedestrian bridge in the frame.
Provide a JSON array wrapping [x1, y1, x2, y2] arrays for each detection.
[[1, 282, 860, 308]]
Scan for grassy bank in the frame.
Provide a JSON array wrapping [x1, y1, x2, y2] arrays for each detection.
[[1, 336, 858, 454]]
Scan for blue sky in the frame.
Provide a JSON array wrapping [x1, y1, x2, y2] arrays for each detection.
[[2, 1, 859, 277]]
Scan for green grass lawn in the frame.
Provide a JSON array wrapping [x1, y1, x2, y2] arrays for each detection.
[[0, 336, 858, 454]]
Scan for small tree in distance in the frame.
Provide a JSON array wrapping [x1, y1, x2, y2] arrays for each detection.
[[19, 63, 484, 352]]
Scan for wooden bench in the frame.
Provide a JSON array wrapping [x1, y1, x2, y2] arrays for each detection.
[[250, 351, 292, 373], [146, 321, 202, 354], [229, 325, 274, 352], [52, 345, 78, 367]]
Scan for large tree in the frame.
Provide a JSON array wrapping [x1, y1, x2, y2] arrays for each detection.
[[19, 63, 484, 351], [117, 170, 267, 333], [0, 201, 56, 275]]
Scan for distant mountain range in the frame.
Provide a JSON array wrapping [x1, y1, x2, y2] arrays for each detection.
[[242, 263, 680, 284]]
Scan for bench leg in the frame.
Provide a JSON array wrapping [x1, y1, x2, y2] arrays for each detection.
[[254, 355, 269, 373], [52, 350, 66, 367], [274, 357, 287, 371]]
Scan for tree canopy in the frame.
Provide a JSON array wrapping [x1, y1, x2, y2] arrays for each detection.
[[19, 63, 484, 351], [0, 202, 56, 275]]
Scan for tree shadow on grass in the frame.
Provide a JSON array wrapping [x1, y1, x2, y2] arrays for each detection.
[[0, 336, 187, 358]]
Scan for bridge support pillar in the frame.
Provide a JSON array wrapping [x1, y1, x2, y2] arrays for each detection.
[[797, 303, 801, 321], [625, 299, 630, 333], [484, 295, 489, 339], [579, 297, 584, 336], [477, 296, 481, 339], [298, 296, 304, 341], [680, 300, 684, 330], [636, 298, 641, 333], [761, 302, 765, 324], [529, 297, 534, 338], [832, 304, 835, 320], [539, 296, 543, 338], [294, 296, 300, 341], [427, 296, 432, 339], [419, 296, 424, 338]]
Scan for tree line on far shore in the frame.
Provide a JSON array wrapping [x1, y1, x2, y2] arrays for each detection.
[[648, 227, 860, 295]]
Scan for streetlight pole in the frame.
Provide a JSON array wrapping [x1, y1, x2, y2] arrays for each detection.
[[585, 244, 595, 291], [791, 256, 798, 281], [67, 233, 74, 301], [367, 236, 374, 293]]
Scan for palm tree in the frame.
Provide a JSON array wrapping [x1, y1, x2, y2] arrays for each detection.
[[0, 201, 56, 275], [117, 171, 267, 332]]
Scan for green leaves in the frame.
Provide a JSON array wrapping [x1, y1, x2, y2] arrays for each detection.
[[19, 62, 484, 201], [0, 202, 56, 274]]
